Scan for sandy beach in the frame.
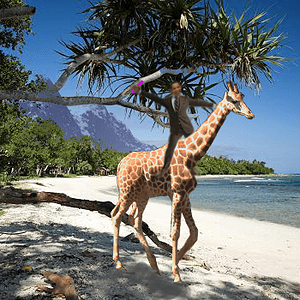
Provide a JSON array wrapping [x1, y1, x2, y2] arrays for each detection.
[[1, 175, 300, 299]]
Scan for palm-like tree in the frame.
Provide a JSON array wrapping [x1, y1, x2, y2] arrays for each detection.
[[1, 0, 287, 127]]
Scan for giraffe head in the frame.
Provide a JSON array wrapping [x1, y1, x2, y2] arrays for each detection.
[[223, 81, 255, 119]]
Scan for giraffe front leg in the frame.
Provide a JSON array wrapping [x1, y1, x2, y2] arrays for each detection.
[[112, 211, 126, 270], [111, 201, 131, 271], [171, 197, 182, 283], [177, 202, 198, 262]]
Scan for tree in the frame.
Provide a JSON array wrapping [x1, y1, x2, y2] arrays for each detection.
[[0, 0, 44, 146], [0, 0, 46, 176], [0, 0, 43, 90], [101, 148, 129, 175], [74, 135, 103, 175], [0, 0, 287, 128], [2, 117, 65, 176]]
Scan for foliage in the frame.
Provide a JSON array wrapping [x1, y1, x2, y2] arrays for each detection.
[[0, 0, 32, 51], [76, 160, 93, 175], [0, 0, 47, 181], [0, 113, 125, 180], [2, 117, 64, 176], [0, 172, 13, 187], [195, 155, 274, 175], [0, 0, 46, 93], [101, 148, 129, 175], [59, 0, 288, 120]]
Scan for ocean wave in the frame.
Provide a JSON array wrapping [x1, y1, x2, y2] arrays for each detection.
[[234, 178, 279, 183]]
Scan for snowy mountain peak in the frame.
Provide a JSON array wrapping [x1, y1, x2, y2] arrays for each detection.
[[20, 80, 155, 152]]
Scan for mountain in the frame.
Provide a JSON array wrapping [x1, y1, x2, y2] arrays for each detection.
[[69, 105, 156, 152], [20, 79, 156, 152]]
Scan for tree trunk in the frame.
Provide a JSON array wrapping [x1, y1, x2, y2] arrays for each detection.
[[0, 187, 172, 253]]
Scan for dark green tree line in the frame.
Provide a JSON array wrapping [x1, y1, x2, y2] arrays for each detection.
[[195, 155, 274, 175]]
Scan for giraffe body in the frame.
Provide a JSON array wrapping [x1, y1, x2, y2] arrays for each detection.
[[111, 82, 254, 282]]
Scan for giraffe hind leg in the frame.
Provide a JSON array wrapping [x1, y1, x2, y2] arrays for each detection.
[[133, 200, 161, 275]]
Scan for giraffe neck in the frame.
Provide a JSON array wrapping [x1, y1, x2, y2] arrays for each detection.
[[186, 100, 230, 165]]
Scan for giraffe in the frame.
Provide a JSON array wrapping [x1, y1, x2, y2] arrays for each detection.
[[111, 81, 254, 283]]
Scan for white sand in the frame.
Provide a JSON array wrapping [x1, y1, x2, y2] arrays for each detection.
[[1, 175, 300, 299]]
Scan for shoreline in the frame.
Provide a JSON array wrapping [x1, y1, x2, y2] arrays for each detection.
[[1, 176, 299, 299], [150, 196, 300, 230], [13, 173, 298, 229], [195, 173, 296, 178]]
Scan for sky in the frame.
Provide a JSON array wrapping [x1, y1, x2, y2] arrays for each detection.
[[15, 0, 300, 174]]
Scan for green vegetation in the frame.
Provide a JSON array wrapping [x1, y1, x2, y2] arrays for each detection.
[[0, 113, 129, 183], [60, 0, 287, 111], [0, 209, 5, 217], [1, 115, 273, 186], [0, 0, 46, 186], [195, 155, 274, 175]]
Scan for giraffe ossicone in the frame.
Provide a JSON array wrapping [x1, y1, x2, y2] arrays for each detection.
[[111, 81, 254, 283]]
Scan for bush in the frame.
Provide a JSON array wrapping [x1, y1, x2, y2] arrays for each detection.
[[76, 161, 93, 175]]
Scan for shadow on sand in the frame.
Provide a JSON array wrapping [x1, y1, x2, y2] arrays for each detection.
[[0, 219, 299, 299]]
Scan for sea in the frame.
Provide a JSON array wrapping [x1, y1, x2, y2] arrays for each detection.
[[155, 175, 300, 228]]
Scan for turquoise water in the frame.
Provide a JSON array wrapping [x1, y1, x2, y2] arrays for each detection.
[[155, 175, 300, 228]]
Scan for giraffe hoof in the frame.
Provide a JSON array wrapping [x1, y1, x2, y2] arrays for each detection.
[[173, 274, 182, 283], [174, 277, 183, 284], [116, 261, 126, 271]]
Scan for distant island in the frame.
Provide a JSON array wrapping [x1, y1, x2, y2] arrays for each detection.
[[194, 155, 274, 176]]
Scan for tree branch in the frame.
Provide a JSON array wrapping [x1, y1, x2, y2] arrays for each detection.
[[121, 67, 197, 97], [51, 39, 141, 93], [0, 89, 170, 128], [0, 6, 36, 20], [0, 65, 204, 127]]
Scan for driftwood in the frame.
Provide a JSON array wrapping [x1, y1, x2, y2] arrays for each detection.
[[37, 271, 79, 300], [0, 187, 172, 253]]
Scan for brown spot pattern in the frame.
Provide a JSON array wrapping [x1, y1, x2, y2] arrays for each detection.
[[188, 143, 197, 151], [200, 126, 208, 135]]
